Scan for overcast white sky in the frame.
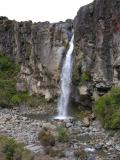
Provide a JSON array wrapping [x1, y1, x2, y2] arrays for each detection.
[[0, 0, 93, 22]]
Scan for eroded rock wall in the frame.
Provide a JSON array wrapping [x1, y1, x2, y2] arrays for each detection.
[[73, 0, 120, 107], [0, 17, 73, 100]]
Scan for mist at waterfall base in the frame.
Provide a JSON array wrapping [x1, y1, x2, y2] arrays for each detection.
[[55, 35, 74, 120]]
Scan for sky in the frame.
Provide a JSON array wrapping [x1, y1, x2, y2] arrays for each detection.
[[0, 0, 93, 22]]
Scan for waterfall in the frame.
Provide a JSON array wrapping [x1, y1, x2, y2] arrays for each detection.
[[55, 35, 74, 119]]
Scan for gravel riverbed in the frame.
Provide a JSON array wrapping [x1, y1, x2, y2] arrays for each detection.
[[0, 107, 120, 160]]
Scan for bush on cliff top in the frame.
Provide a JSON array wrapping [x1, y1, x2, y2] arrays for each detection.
[[94, 87, 120, 129]]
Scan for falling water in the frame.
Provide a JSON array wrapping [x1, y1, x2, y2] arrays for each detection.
[[55, 35, 74, 119]]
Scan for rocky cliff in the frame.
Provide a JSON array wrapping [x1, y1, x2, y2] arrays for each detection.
[[0, 17, 72, 101], [73, 0, 120, 107], [0, 0, 120, 108]]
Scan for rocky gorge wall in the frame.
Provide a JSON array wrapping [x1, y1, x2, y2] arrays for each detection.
[[0, 0, 120, 108], [0, 17, 73, 101], [73, 0, 120, 107]]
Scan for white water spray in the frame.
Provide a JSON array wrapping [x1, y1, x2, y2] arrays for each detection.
[[55, 35, 74, 119]]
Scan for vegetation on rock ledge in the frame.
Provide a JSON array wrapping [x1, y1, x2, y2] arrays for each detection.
[[0, 53, 20, 107], [94, 87, 120, 129], [0, 53, 49, 108], [81, 72, 90, 83], [72, 69, 90, 86]]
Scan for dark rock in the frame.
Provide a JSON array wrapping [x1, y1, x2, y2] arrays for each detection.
[[95, 144, 103, 150], [65, 122, 73, 128], [0, 17, 73, 99], [73, 0, 120, 105], [115, 144, 120, 152], [87, 157, 96, 160]]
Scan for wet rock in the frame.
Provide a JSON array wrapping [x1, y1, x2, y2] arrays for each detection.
[[65, 122, 73, 128], [106, 140, 113, 146], [92, 127, 100, 132], [84, 148, 95, 153], [87, 157, 96, 160], [115, 144, 120, 152], [95, 144, 103, 150]]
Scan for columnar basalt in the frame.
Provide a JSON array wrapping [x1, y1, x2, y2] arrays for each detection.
[[0, 17, 73, 100], [73, 0, 120, 107]]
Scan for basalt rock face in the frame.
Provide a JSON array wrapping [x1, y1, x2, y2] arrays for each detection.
[[73, 0, 120, 107], [0, 17, 73, 100]]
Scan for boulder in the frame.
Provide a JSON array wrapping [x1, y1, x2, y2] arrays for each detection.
[[82, 117, 90, 127]]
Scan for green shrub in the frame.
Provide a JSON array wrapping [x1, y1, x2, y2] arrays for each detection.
[[94, 87, 120, 129], [63, 40, 68, 49], [0, 136, 33, 160], [11, 95, 21, 105], [81, 72, 90, 82], [38, 128, 55, 146], [0, 53, 20, 107], [17, 92, 29, 101], [58, 128, 69, 143], [0, 79, 16, 107], [0, 136, 23, 160], [10, 92, 48, 107], [0, 54, 20, 78], [3, 139, 17, 160], [0, 54, 13, 71], [25, 95, 47, 107]]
